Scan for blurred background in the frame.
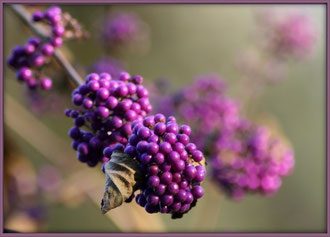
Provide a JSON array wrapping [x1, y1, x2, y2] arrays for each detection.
[[3, 4, 326, 233]]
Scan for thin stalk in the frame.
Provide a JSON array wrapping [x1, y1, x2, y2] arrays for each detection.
[[9, 4, 84, 86]]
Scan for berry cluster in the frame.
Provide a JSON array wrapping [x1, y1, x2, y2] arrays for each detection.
[[101, 12, 149, 50], [108, 114, 206, 216], [7, 6, 87, 90], [154, 75, 240, 151], [153, 74, 295, 200], [263, 13, 317, 59], [66, 72, 152, 167], [235, 11, 317, 85], [211, 121, 294, 200]]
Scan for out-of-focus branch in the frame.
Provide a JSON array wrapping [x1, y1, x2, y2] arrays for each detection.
[[9, 4, 84, 86]]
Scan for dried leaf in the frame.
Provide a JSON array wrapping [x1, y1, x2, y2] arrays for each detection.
[[101, 151, 142, 214], [191, 156, 207, 168]]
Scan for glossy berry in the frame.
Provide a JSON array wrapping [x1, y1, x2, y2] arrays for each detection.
[[40, 77, 52, 90]]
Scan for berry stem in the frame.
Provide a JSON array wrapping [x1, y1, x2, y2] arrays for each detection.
[[9, 4, 84, 86]]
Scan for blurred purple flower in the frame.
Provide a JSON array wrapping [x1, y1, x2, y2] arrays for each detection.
[[89, 56, 126, 78], [153, 74, 239, 150], [211, 122, 295, 200], [101, 11, 149, 51], [260, 12, 317, 59]]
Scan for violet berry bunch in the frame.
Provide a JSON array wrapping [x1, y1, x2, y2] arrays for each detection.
[[211, 121, 294, 200], [101, 11, 149, 51], [107, 114, 206, 217], [7, 6, 87, 90], [154, 75, 240, 151], [261, 13, 317, 59], [32, 6, 89, 40], [66, 72, 152, 167]]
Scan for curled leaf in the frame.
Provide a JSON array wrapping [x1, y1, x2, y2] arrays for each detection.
[[101, 151, 142, 214]]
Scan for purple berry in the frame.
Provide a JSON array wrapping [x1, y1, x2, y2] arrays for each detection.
[[177, 134, 190, 145], [186, 143, 197, 154], [136, 141, 148, 153], [147, 176, 160, 187], [105, 96, 118, 109], [180, 125, 192, 135], [184, 165, 197, 180], [175, 189, 187, 202], [192, 150, 204, 162], [147, 195, 159, 206], [137, 127, 151, 140], [119, 72, 130, 82], [191, 186, 204, 199], [161, 195, 174, 206], [52, 25, 65, 37], [51, 37, 63, 47], [32, 11, 44, 21], [155, 184, 166, 195], [97, 106, 110, 118], [140, 153, 152, 164], [24, 43, 36, 54], [159, 142, 172, 154], [147, 165, 159, 176], [168, 151, 180, 164], [31, 54, 45, 67], [154, 123, 166, 136], [136, 194, 147, 207], [166, 123, 179, 134], [40, 77, 52, 90], [83, 98, 93, 109], [164, 133, 177, 144], [147, 142, 159, 155], [167, 182, 179, 195], [153, 153, 165, 164], [41, 43, 54, 56], [17, 67, 32, 81], [69, 127, 81, 139], [97, 88, 110, 100], [78, 143, 89, 155], [160, 172, 172, 184], [132, 75, 143, 84]]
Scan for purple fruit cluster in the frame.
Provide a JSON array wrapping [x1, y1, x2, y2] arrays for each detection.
[[255, 10, 317, 60], [111, 114, 206, 216], [154, 75, 240, 151], [66, 72, 152, 167], [266, 13, 316, 59], [211, 121, 294, 200], [101, 12, 147, 49], [6, 6, 65, 90], [7, 6, 87, 91], [153, 74, 295, 200]]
